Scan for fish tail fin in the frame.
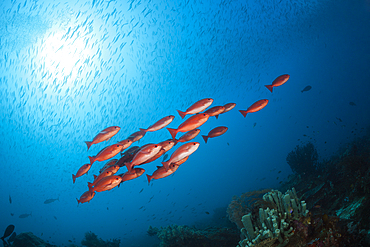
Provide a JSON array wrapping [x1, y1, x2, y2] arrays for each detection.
[[202, 135, 209, 144], [139, 128, 147, 133], [239, 110, 248, 118], [173, 139, 178, 145], [146, 174, 152, 185], [93, 174, 97, 179], [215, 115, 219, 119], [265, 85, 273, 92], [125, 162, 132, 173], [87, 182, 93, 190], [72, 174, 76, 184], [88, 156, 95, 165], [85, 141, 92, 151], [177, 110, 186, 119], [161, 161, 170, 171], [76, 198, 80, 204], [167, 128, 178, 140]]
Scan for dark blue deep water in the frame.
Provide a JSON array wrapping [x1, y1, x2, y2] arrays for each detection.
[[1, 0, 370, 246]]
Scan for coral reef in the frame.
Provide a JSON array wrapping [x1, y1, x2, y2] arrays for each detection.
[[227, 189, 272, 229], [286, 142, 318, 177], [278, 126, 370, 245], [148, 224, 239, 247], [81, 231, 120, 247], [237, 188, 307, 247], [10, 232, 57, 247]]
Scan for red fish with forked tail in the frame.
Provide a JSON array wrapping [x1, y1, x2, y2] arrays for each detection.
[[127, 130, 146, 143], [125, 144, 162, 173], [174, 129, 200, 145], [90, 175, 122, 192], [204, 106, 225, 119], [140, 115, 175, 133], [77, 191, 95, 204], [177, 98, 213, 119], [72, 163, 92, 183], [88, 143, 124, 165], [161, 142, 200, 171], [88, 170, 114, 190], [99, 159, 118, 174], [120, 168, 145, 183], [265, 74, 290, 92], [167, 113, 209, 139], [141, 140, 175, 164], [146, 164, 180, 184], [202, 126, 228, 143], [85, 126, 120, 150], [239, 99, 269, 117], [221, 103, 236, 114]]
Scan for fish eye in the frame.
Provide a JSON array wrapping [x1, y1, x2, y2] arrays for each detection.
[[155, 145, 158, 147]]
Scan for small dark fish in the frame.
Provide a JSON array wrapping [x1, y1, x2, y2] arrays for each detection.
[[8, 232, 16, 243], [10, 213, 14, 216], [301, 85, 312, 93], [205, 211, 210, 215], [253, 122, 257, 128], [162, 153, 168, 162], [9, 195, 12, 204], [139, 188, 143, 193], [336, 117, 342, 122], [227, 142, 230, 146], [349, 102, 356, 106], [53, 216, 57, 220], [107, 207, 109, 210], [1, 225, 15, 240], [44, 197, 59, 204], [68, 240, 72, 243], [278, 171, 281, 174], [19, 213, 32, 218], [276, 177, 279, 180]]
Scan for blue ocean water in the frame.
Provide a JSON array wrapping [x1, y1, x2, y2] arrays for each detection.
[[0, 0, 369, 246]]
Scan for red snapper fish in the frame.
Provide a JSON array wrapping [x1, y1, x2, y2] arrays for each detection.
[[265, 74, 290, 92], [174, 129, 200, 145], [127, 130, 146, 143], [99, 159, 118, 173], [146, 164, 180, 184], [90, 175, 122, 192], [141, 140, 175, 164], [167, 113, 209, 139], [120, 168, 145, 183], [72, 163, 92, 183], [88, 143, 124, 165], [221, 103, 236, 114], [125, 144, 162, 173], [202, 126, 228, 143], [77, 191, 95, 204], [140, 115, 175, 133], [239, 99, 269, 117], [117, 139, 133, 150], [204, 106, 225, 119], [177, 98, 213, 119], [162, 142, 200, 171], [85, 126, 120, 150], [88, 170, 114, 190]]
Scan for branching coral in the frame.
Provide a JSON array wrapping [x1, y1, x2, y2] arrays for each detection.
[[286, 142, 318, 176]]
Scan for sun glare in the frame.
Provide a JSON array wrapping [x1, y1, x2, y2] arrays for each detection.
[[39, 30, 93, 82]]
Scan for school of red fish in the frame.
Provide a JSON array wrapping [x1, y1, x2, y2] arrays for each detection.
[[74, 74, 290, 204]]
